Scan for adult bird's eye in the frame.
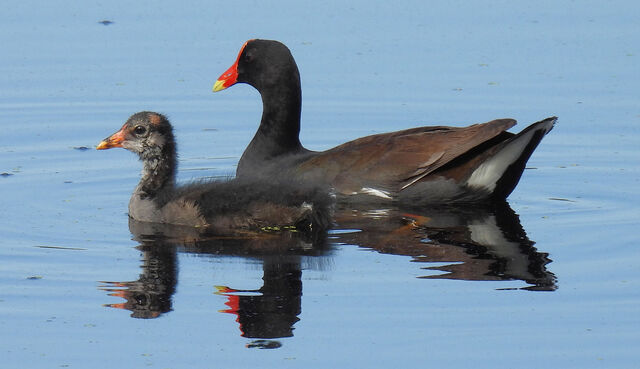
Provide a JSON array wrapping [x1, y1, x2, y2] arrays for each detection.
[[134, 125, 147, 135], [244, 51, 254, 63]]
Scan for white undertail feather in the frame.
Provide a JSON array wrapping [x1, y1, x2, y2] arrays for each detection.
[[465, 125, 544, 192]]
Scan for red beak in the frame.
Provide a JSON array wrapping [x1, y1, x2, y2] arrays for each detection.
[[212, 40, 252, 92], [213, 63, 238, 92]]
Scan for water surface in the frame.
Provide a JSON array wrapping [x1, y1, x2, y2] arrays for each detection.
[[1, 1, 639, 368]]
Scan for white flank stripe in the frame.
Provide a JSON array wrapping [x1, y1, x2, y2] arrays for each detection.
[[359, 187, 393, 199]]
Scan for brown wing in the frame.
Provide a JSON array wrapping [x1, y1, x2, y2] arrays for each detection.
[[297, 119, 517, 193]]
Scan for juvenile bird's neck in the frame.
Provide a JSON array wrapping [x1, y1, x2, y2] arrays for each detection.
[[135, 143, 177, 200]]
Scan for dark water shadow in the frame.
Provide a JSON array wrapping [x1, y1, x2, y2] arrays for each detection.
[[99, 201, 555, 347]]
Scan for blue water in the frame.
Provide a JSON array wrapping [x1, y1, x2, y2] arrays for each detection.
[[1, 1, 639, 368]]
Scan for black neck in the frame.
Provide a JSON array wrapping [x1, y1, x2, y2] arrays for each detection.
[[238, 77, 306, 176], [258, 76, 304, 150]]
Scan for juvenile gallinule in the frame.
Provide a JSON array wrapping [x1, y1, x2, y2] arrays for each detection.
[[97, 111, 332, 231], [213, 39, 555, 204]]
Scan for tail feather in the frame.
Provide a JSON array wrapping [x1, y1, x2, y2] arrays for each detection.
[[465, 117, 556, 199]]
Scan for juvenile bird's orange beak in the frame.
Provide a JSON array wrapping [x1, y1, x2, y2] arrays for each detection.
[[96, 126, 126, 150]]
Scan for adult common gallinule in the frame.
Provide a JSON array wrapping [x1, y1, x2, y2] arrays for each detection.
[[97, 111, 332, 231], [213, 39, 555, 204]]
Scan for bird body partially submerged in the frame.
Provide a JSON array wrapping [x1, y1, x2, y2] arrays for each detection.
[[97, 111, 332, 232], [214, 39, 555, 204]]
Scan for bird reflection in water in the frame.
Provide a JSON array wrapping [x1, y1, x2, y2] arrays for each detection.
[[100, 202, 555, 345], [100, 241, 177, 319], [215, 256, 304, 346], [332, 201, 556, 291], [100, 220, 330, 348]]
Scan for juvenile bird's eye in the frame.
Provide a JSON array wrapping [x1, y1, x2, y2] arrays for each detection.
[[134, 125, 147, 135]]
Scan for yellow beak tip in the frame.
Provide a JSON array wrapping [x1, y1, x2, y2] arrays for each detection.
[[212, 80, 226, 93]]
